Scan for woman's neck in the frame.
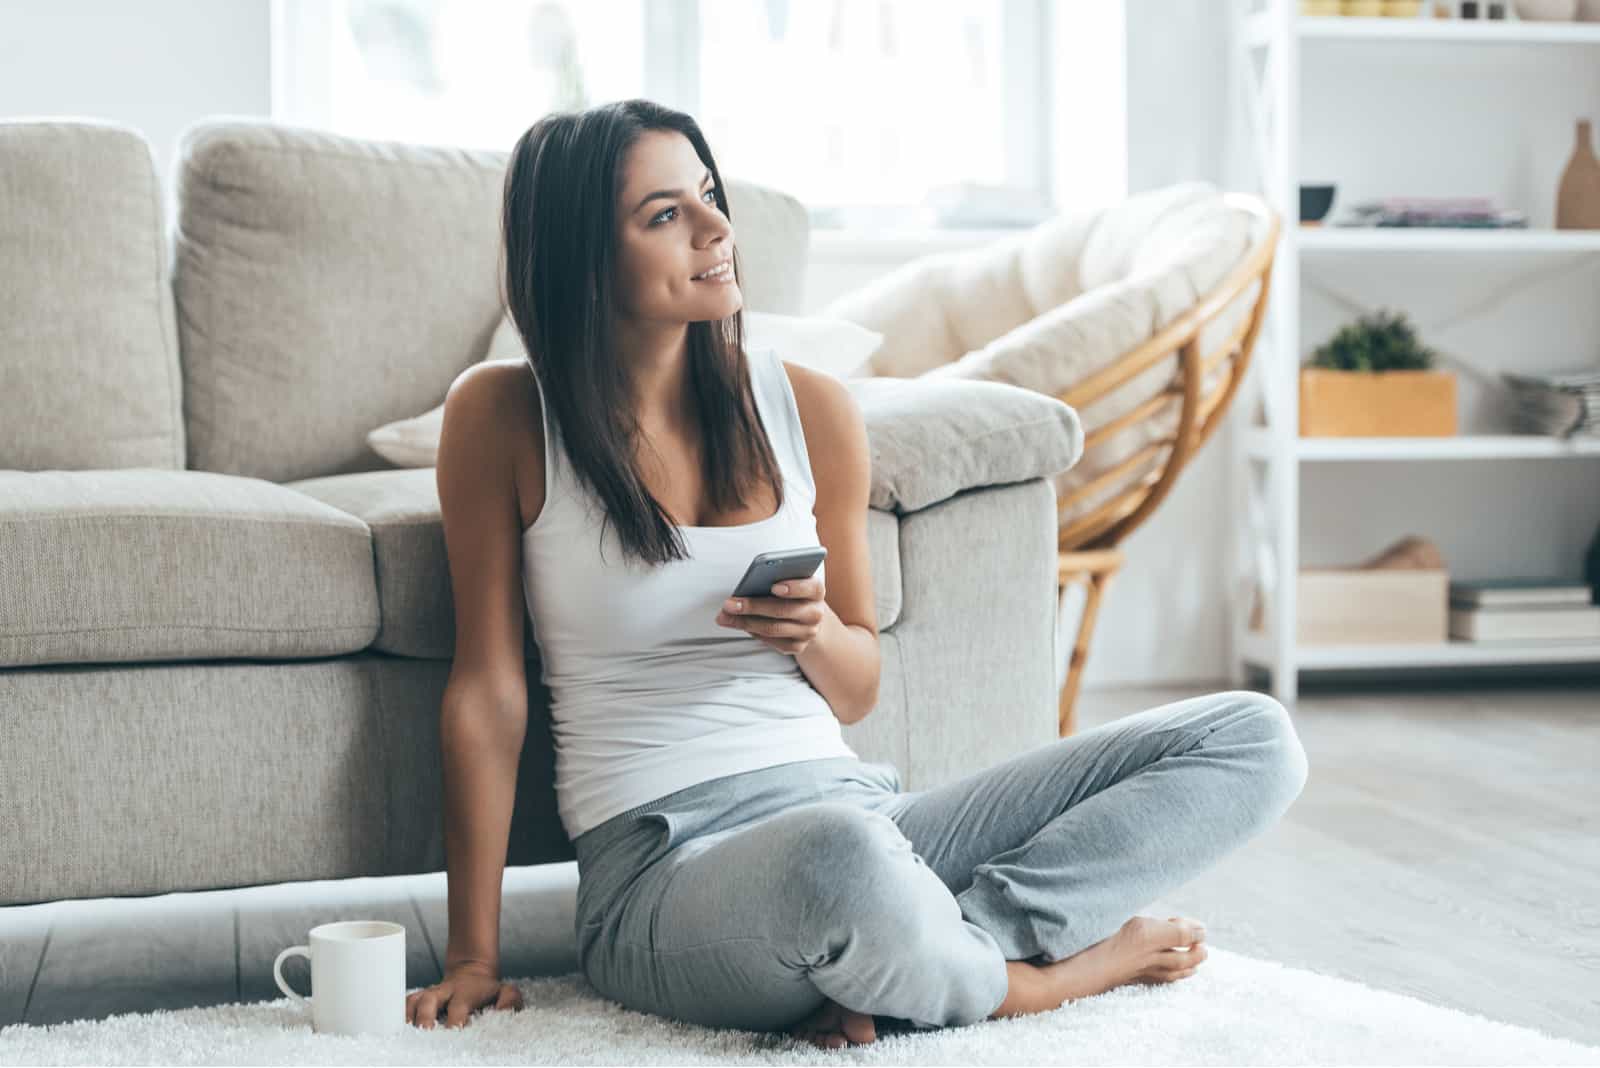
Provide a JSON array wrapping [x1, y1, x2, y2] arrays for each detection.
[[619, 321, 695, 433]]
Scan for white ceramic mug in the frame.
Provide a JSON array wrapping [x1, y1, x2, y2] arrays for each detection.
[[273, 920, 406, 1035]]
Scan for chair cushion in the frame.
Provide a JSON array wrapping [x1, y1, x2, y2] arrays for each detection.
[[283, 468, 906, 658], [171, 120, 811, 484], [0, 471, 378, 668], [924, 185, 1258, 524], [0, 120, 184, 470], [824, 183, 1259, 528]]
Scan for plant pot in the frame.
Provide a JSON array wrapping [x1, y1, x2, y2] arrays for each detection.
[[1298, 367, 1458, 436]]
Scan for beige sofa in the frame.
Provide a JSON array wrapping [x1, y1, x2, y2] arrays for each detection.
[[0, 118, 1084, 909]]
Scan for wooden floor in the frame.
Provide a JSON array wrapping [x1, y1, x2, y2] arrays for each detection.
[[2, 681, 1596, 1048]]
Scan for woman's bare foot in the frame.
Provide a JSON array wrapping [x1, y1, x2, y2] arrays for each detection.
[[786, 915, 1206, 1043], [788, 996, 878, 1049], [991, 914, 1208, 1018]]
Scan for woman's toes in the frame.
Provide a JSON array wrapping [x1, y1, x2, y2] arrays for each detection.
[[839, 1009, 877, 1045]]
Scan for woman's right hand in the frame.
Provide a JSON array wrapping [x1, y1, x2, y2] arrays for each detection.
[[406, 963, 525, 1029]]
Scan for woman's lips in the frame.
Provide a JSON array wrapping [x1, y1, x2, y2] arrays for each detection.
[[691, 262, 735, 284]]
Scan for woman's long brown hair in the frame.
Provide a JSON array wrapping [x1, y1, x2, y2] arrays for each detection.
[[500, 98, 783, 567]]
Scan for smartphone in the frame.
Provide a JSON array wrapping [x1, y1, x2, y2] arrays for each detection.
[[730, 546, 827, 599]]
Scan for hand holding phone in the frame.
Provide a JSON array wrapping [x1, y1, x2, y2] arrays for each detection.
[[730, 546, 827, 599], [719, 546, 829, 656]]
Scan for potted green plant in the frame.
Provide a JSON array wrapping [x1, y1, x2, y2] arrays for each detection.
[[1300, 308, 1457, 436]]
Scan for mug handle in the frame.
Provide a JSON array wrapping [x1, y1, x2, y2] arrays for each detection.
[[273, 945, 312, 1007]]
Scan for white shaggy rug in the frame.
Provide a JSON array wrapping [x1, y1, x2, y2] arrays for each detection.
[[2, 945, 1594, 1065]]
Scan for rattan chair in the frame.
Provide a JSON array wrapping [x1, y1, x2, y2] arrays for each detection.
[[1052, 195, 1279, 735], [822, 186, 1280, 737]]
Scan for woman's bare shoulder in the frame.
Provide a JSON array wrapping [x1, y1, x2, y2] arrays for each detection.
[[449, 358, 545, 530], [778, 360, 861, 443]]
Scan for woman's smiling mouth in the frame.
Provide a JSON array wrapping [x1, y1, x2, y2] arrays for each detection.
[[691, 261, 734, 283]]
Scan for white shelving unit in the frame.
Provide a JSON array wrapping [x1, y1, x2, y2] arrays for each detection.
[[1226, 2, 1600, 700]]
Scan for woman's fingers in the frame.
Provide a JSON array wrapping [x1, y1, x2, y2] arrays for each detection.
[[408, 988, 443, 1027], [721, 615, 816, 637], [770, 577, 824, 599], [722, 599, 823, 623]]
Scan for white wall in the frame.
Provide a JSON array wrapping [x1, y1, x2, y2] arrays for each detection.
[[1104, 0, 1236, 690], [0, 0, 272, 220]]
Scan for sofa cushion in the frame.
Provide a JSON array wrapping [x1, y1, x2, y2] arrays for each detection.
[[171, 120, 812, 484], [0, 471, 378, 668], [282, 468, 906, 658], [847, 376, 1084, 515], [0, 120, 184, 470], [282, 469, 473, 660]]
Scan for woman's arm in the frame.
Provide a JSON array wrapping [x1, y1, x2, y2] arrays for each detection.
[[716, 362, 880, 724], [433, 363, 536, 976]]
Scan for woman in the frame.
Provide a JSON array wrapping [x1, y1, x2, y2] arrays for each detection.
[[406, 99, 1309, 1048]]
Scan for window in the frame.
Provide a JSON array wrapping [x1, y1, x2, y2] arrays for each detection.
[[275, 0, 645, 155], [272, 0, 1097, 231]]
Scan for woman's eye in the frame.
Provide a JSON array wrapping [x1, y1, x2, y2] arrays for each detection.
[[651, 188, 719, 226]]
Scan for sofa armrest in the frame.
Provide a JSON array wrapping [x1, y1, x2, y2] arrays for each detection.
[[848, 377, 1084, 515]]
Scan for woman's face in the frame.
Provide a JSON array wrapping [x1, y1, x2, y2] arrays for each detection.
[[613, 130, 740, 325]]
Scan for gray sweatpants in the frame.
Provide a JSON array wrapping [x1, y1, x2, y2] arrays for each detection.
[[571, 689, 1309, 1034]]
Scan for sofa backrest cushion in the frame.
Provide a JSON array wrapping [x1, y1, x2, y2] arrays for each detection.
[[0, 119, 184, 470], [172, 120, 509, 482], [171, 119, 809, 483]]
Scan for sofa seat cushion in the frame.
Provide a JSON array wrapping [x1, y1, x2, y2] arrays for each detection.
[[283, 469, 463, 660], [0, 470, 378, 668], [283, 468, 906, 660]]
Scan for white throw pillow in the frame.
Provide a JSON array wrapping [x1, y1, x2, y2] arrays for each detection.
[[741, 310, 884, 380], [366, 312, 883, 468], [363, 317, 524, 467]]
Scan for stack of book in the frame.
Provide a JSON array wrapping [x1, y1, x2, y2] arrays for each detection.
[[1333, 196, 1527, 229], [1448, 578, 1600, 642]]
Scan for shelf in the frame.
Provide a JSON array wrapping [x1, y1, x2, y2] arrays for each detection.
[[1245, 429, 1600, 461], [1240, 632, 1600, 670], [1248, 12, 1600, 46], [1233, 1, 1600, 700], [1297, 228, 1600, 254]]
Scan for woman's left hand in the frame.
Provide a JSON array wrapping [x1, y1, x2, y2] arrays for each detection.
[[716, 576, 828, 656]]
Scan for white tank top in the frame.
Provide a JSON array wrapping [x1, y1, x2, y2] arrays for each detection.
[[520, 345, 859, 841]]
